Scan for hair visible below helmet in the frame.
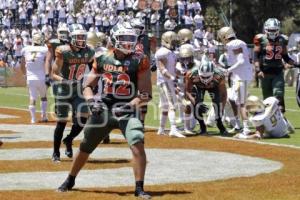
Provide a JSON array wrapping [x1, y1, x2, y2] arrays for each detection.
[[131, 18, 145, 36], [264, 18, 280, 40], [178, 28, 193, 45], [110, 22, 138, 54], [245, 96, 265, 115], [68, 24, 87, 48], [217, 26, 236, 44], [57, 23, 69, 42], [32, 32, 44, 45], [87, 31, 100, 49], [198, 59, 214, 85], [96, 32, 107, 47], [161, 31, 178, 50]]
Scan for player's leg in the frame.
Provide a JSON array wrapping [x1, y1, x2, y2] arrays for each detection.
[[37, 80, 48, 122], [157, 84, 168, 135], [194, 89, 207, 134], [63, 95, 89, 158], [27, 80, 38, 123], [238, 80, 251, 135], [260, 75, 273, 99], [119, 117, 151, 199], [58, 111, 114, 192], [228, 83, 242, 133]]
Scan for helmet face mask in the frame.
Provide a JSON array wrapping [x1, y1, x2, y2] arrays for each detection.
[[179, 44, 194, 69], [198, 60, 214, 85], [264, 18, 280, 40], [69, 24, 87, 49], [217, 26, 236, 44], [161, 31, 178, 50], [110, 23, 138, 54], [178, 28, 193, 45]]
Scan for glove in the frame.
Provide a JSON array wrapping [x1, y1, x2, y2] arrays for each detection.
[[150, 58, 157, 72], [87, 99, 104, 116], [45, 74, 51, 87], [112, 104, 134, 117], [197, 103, 209, 114]]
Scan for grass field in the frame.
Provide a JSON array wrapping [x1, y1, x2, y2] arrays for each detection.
[[0, 85, 299, 147]]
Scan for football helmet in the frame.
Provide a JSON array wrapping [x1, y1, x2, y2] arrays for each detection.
[[264, 18, 280, 40], [32, 32, 44, 45], [179, 44, 194, 69], [217, 26, 236, 44], [131, 18, 145, 36], [57, 23, 69, 42], [110, 22, 138, 54], [245, 96, 265, 115], [198, 59, 214, 85], [87, 31, 100, 49], [68, 24, 87, 48], [178, 28, 193, 45], [161, 31, 178, 50], [96, 32, 107, 47]]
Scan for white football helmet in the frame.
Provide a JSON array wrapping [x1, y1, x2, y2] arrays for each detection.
[[179, 44, 194, 69], [217, 26, 236, 44], [264, 18, 280, 40], [245, 96, 265, 115], [68, 24, 87, 48], [131, 18, 145, 36], [57, 23, 69, 42], [161, 31, 178, 50], [32, 32, 44, 45], [178, 28, 193, 45], [110, 22, 138, 54], [198, 59, 214, 85]]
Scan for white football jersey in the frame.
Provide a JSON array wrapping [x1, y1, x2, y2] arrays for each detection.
[[250, 97, 288, 138], [155, 46, 177, 85], [226, 39, 253, 81], [21, 45, 48, 81]]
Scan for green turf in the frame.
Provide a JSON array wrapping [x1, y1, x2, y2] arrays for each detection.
[[0, 85, 299, 147]]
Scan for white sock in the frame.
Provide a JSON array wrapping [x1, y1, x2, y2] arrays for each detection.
[[168, 109, 176, 126], [235, 117, 241, 129], [41, 100, 48, 118], [159, 112, 168, 130], [29, 105, 36, 121], [184, 113, 191, 130], [243, 120, 249, 129]]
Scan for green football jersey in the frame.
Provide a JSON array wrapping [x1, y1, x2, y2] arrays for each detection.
[[55, 45, 95, 81], [254, 34, 288, 74], [47, 39, 63, 60], [93, 50, 149, 106]]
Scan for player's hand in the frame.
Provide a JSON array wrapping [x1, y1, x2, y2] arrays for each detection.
[[257, 71, 264, 78], [112, 104, 134, 117], [45, 74, 51, 87], [87, 99, 105, 116]]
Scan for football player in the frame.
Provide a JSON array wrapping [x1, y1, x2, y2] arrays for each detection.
[[20, 32, 48, 123], [50, 24, 95, 162], [234, 96, 290, 139], [57, 22, 152, 200], [155, 31, 186, 138], [218, 26, 253, 136], [253, 18, 296, 113], [185, 58, 229, 136]]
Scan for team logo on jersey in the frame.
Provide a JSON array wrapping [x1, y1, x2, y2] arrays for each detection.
[[85, 53, 88, 58], [78, 54, 82, 58], [124, 60, 131, 66]]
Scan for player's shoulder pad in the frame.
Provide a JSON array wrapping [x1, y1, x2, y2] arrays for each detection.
[[155, 47, 170, 60], [55, 45, 71, 58], [213, 67, 225, 80], [278, 34, 289, 45]]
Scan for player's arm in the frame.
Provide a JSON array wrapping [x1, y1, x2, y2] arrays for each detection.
[[185, 71, 195, 105], [83, 58, 101, 101], [51, 49, 64, 81], [253, 35, 263, 73], [130, 56, 152, 107], [281, 46, 297, 67], [218, 79, 227, 111], [254, 125, 265, 139], [45, 44, 53, 75], [20, 56, 26, 75], [227, 48, 244, 72], [157, 57, 176, 81]]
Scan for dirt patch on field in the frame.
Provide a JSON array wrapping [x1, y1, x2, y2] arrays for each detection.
[[0, 107, 300, 200], [0, 130, 18, 134]]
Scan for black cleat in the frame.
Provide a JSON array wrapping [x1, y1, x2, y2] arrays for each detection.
[[57, 177, 75, 192], [102, 136, 110, 144], [52, 152, 61, 163], [63, 138, 73, 158], [220, 130, 230, 137], [134, 190, 151, 199]]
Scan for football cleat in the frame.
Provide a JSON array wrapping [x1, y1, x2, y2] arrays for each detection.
[[169, 129, 186, 138], [134, 190, 152, 200], [63, 138, 73, 158], [57, 177, 75, 192], [228, 127, 242, 134], [157, 128, 167, 135], [52, 152, 61, 163]]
